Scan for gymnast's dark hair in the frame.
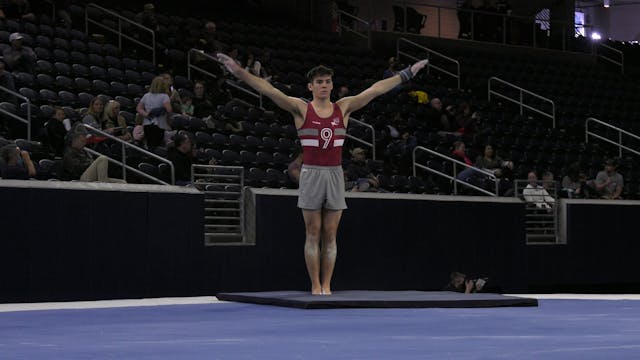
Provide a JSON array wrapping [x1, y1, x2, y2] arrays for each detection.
[[306, 65, 334, 82]]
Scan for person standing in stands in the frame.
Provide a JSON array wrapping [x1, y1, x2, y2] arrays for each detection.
[[136, 76, 172, 148], [218, 52, 428, 295]]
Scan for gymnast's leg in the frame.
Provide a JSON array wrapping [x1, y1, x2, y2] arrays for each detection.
[[302, 209, 322, 295], [320, 208, 343, 295]]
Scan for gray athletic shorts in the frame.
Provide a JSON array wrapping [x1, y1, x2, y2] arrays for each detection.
[[297, 165, 347, 210]]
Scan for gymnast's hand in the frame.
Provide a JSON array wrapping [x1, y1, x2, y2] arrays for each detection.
[[216, 53, 241, 77], [411, 59, 429, 77]]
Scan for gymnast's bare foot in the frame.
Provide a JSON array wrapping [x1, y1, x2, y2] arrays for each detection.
[[311, 284, 322, 295], [321, 286, 332, 295]]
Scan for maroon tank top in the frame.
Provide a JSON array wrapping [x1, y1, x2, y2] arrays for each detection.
[[297, 102, 346, 166]]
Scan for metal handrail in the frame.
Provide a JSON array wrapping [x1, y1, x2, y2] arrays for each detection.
[[337, 9, 370, 43], [187, 48, 220, 81], [0, 85, 31, 141], [514, 179, 559, 243], [488, 76, 556, 128], [397, 37, 461, 89], [390, 1, 575, 51], [596, 43, 624, 74], [79, 124, 175, 185], [515, 180, 558, 202], [346, 117, 377, 161], [585, 117, 640, 158], [225, 80, 264, 110], [85, 3, 156, 65], [412, 146, 499, 196]]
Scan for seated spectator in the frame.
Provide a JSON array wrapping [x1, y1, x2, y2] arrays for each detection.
[[0, 0, 35, 22], [192, 81, 215, 119], [0, 143, 36, 179], [82, 97, 108, 144], [523, 171, 555, 209], [132, 114, 145, 147], [3, 32, 36, 73], [198, 21, 225, 55], [382, 57, 401, 79], [345, 147, 380, 192], [0, 60, 16, 105], [245, 52, 269, 80], [451, 140, 476, 183], [62, 126, 125, 183], [475, 144, 513, 194], [83, 97, 104, 129], [541, 170, 555, 193], [424, 97, 447, 132], [452, 102, 478, 135], [136, 3, 160, 32], [167, 132, 193, 186], [443, 271, 486, 293], [102, 100, 132, 142], [46, 107, 70, 157], [561, 162, 591, 198], [181, 96, 194, 116], [287, 148, 303, 185], [136, 76, 172, 148], [593, 159, 624, 199], [475, 144, 512, 175]]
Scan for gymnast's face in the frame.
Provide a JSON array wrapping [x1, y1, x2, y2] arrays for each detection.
[[308, 75, 333, 100]]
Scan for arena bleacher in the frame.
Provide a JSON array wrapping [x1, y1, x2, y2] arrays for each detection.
[[1, 1, 637, 200]]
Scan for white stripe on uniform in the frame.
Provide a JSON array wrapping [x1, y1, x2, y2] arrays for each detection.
[[333, 139, 344, 147], [301, 139, 319, 147]]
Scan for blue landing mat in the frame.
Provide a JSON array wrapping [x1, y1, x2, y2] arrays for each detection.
[[2, 300, 640, 359], [216, 290, 538, 308]]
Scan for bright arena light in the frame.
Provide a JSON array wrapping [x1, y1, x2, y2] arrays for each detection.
[[603, 0, 610, 7], [591, 32, 602, 40]]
